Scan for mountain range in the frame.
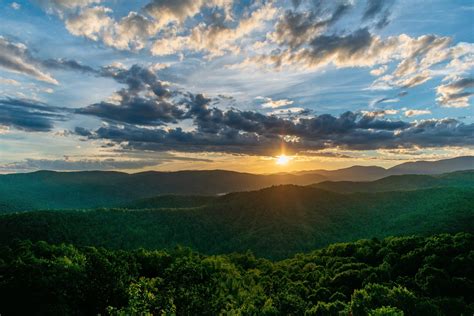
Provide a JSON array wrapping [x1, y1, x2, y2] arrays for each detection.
[[0, 156, 473, 211]]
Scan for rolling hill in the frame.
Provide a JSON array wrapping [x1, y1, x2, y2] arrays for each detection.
[[1, 185, 472, 258]]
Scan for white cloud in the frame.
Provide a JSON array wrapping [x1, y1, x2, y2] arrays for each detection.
[[0, 77, 20, 86], [370, 65, 387, 76], [436, 77, 473, 108], [150, 2, 276, 58], [404, 109, 431, 117], [37, 0, 101, 16], [258, 96, 294, 108], [11, 2, 21, 10]]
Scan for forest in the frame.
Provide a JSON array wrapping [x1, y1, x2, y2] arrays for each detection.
[[1, 185, 473, 259], [1, 233, 473, 315]]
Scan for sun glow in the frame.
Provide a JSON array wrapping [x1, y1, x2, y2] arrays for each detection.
[[276, 154, 290, 165]]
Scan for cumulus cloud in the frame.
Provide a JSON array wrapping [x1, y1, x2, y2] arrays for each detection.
[[0, 98, 66, 131], [151, 2, 276, 57], [144, 0, 233, 27], [0, 37, 58, 84], [65, 8, 159, 50], [76, 64, 187, 125], [11, 2, 21, 10], [69, 63, 474, 155], [436, 77, 473, 108]]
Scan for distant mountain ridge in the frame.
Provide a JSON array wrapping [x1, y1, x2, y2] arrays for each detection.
[[0, 156, 472, 211], [296, 156, 474, 181], [313, 170, 474, 193]]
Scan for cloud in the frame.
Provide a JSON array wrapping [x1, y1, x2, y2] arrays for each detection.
[[370, 65, 387, 76], [270, 1, 353, 49], [36, 0, 102, 16], [150, 2, 276, 58], [0, 77, 20, 86], [76, 64, 191, 125], [436, 77, 473, 108], [362, 109, 398, 117], [362, 0, 394, 28], [0, 158, 159, 171], [11, 2, 21, 10], [70, 64, 474, 155], [65, 8, 159, 50], [74, 105, 474, 155], [144, 0, 233, 27], [0, 98, 66, 131], [258, 96, 294, 108], [0, 36, 58, 84], [42, 58, 97, 74], [404, 109, 431, 117], [0, 154, 214, 172]]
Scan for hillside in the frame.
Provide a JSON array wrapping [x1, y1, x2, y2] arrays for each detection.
[[1, 186, 472, 258], [312, 170, 474, 193], [0, 170, 327, 211]]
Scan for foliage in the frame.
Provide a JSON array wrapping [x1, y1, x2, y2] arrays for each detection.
[[0, 186, 473, 259], [0, 233, 473, 315]]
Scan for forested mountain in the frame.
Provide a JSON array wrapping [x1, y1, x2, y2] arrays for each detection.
[[1, 186, 472, 258], [1, 233, 472, 315], [313, 170, 474, 193], [0, 170, 327, 211], [0, 156, 473, 211]]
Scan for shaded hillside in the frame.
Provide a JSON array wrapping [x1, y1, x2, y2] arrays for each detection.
[[1, 186, 472, 258], [313, 170, 474, 193]]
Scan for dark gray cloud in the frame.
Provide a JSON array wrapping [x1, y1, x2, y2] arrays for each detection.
[[0, 98, 66, 131], [273, 1, 353, 49], [76, 64, 186, 125], [42, 58, 97, 74], [0, 36, 58, 84], [77, 96, 185, 125], [71, 63, 474, 155], [362, 0, 394, 28], [74, 108, 474, 155]]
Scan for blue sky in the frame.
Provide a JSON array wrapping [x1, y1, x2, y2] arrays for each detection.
[[0, 0, 473, 173]]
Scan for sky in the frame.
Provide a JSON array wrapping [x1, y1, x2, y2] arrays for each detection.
[[0, 0, 473, 173]]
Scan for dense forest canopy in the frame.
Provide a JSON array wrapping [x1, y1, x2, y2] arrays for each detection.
[[1, 185, 473, 259], [1, 233, 473, 315]]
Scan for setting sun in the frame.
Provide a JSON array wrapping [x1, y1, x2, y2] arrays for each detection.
[[276, 155, 290, 165]]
